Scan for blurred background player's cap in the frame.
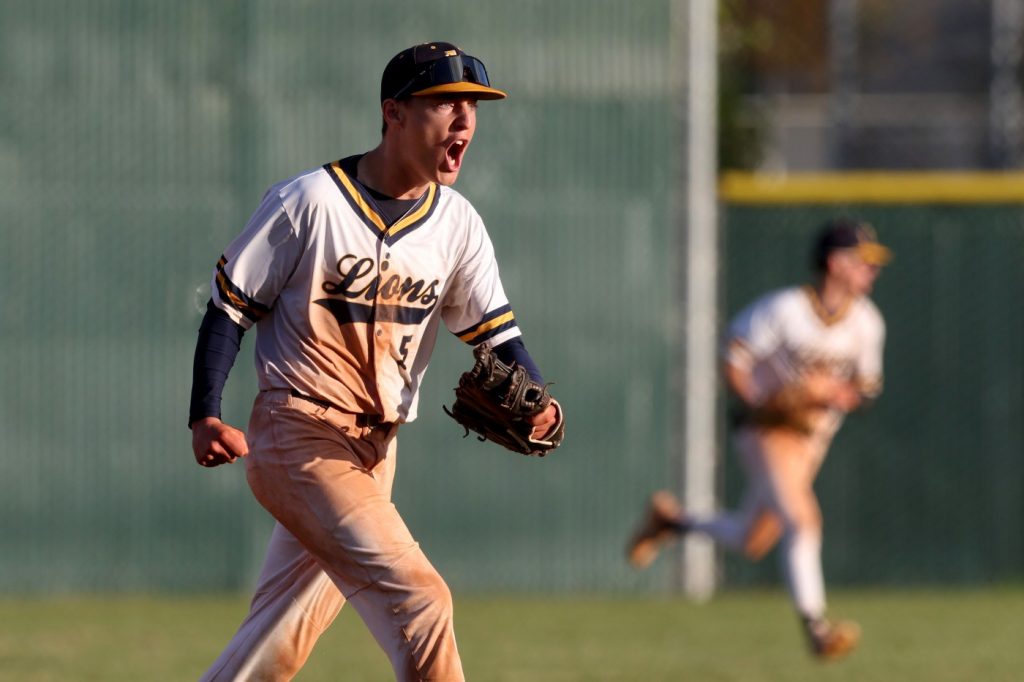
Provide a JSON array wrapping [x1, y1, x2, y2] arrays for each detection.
[[813, 217, 893, 270], [380, 42, 508, 102]]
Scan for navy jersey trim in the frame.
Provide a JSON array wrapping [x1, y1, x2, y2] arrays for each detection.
[[455, 304, 518, 345], [323, 160, 440, 245], [313, 299, 437, 326], [214, 256, 271, 323]]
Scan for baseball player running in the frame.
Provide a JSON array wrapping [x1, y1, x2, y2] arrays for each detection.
[[627, 218, 890, 661], [188, 42, 562, 681]]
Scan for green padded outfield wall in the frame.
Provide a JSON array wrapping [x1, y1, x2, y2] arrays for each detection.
[[0, 1, 678, 592]]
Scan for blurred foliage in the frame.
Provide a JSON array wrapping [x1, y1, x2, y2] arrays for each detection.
[[718, 0, 773, 170]]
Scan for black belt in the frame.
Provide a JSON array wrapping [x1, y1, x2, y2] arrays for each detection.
[[289, 389, 386, 427]]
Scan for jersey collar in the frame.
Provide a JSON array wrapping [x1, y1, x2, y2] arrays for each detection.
[[802, 285, 853, 326], [324, 158, 440, 244]]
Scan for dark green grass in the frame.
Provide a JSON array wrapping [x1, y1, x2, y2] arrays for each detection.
[[0, 587, 1021, 681]]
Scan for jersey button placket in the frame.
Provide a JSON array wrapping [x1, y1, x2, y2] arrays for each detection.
[[378, 251, 389, 342], [372, 249, 391, 411], [376, 253, 389, 341]]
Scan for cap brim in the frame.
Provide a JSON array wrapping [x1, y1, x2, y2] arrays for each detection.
[[855, 242, 893, 266], [412, 82, 508, 100]]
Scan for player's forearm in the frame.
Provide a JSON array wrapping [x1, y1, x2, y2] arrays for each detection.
[[723, 361, 760, 409], [768, 377, 861, 413], [188, 301, 245, 427], [726, 361, 828, 414], [763, 383, 824, 412]]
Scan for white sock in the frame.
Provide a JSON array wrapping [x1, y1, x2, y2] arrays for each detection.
[[781, 530, 826, 619], [689, 514, 747, 553]]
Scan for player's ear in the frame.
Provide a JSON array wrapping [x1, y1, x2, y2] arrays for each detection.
[[824, 250, 844, 275], [382, 99, 404, 132]]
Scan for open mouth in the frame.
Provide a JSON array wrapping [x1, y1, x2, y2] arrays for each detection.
[[443, 139, 468, 172]]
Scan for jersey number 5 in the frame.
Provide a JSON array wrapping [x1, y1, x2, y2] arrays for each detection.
[[397, 335, 413, 369]]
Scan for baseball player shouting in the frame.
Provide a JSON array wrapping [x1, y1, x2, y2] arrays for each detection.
[[188, 42, 562, 681], [627, 218, 890, 661]]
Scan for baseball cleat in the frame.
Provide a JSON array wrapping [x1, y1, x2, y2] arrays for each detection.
[[807, 618, 861, 661], [626, 490, 686, 569]]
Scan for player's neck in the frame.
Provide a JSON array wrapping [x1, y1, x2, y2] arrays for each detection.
[[814, 279, 854, 315], [357, 146, 431, 200]]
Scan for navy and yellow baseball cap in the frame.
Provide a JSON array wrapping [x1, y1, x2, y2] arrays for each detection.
[[380, 42, 507, 102], [813, 217, 893, 270]]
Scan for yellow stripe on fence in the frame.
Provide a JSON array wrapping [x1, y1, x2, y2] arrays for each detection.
[[719, 171, 1024, 204]]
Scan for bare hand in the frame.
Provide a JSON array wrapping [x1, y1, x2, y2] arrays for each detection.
[[528, 402, 560, 440], [191, 417, 249, 467], [828, 382, 862, 412]]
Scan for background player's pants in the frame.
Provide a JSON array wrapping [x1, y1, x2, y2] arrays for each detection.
[[688, 426, 831, 619], [201, 390, 463, 682]]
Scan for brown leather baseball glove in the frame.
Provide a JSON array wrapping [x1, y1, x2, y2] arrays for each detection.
[[444, 346, 564, 456], [749, 372, 842, 434]]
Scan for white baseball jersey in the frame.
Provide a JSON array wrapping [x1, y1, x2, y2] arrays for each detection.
[[723, 285, 885, 440], [210, 159, 521, 424]]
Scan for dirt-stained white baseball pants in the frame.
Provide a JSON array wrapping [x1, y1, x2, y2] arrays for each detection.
[[201, 390, 463, 681], [689, 425, 831, 618]]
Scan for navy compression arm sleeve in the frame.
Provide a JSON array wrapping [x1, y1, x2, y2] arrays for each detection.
[[492, 337, 544, 384], [188, 301, 245, 427]]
